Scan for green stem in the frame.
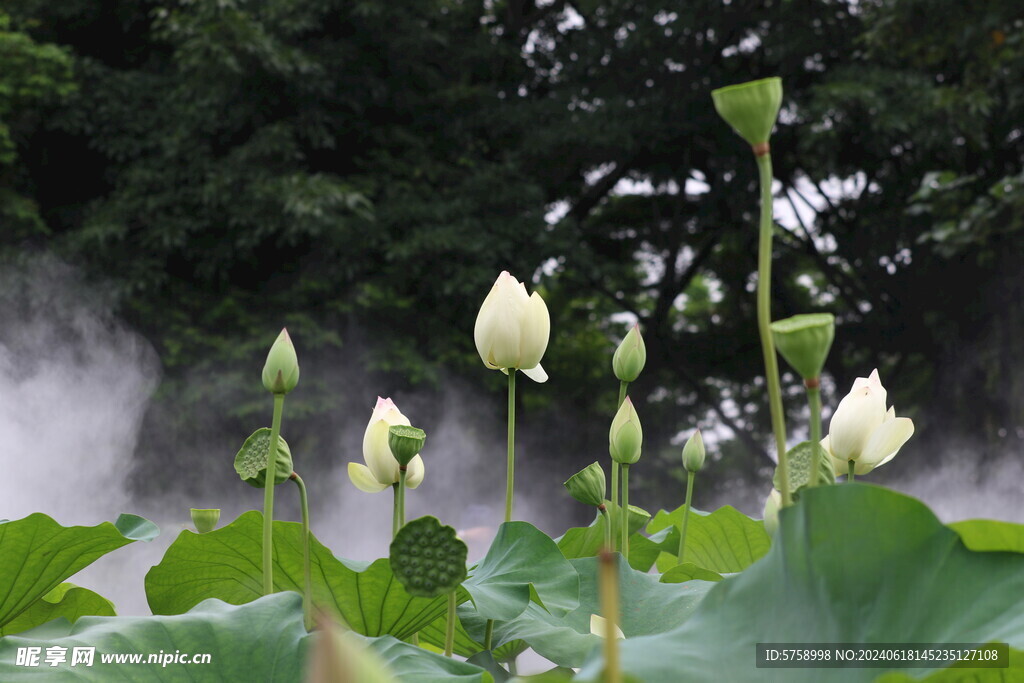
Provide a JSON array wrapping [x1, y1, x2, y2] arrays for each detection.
[[391, 483, 400, 539], [599, 505, 612, 550], [611, 381, 627, 550], [599, 550, 622, 683], [262, 394, 285, 595], [484, 619, 494, 651], [677, 471, 695, 564], [397, 468, 407, 531], [620, 464, 630, 556], [807, 382, 823, 487], [505, 369, 517, 523], [755, 151, 790, 506], [291, 473, 313, 631], [848, 460, 855, 483], [610, 463, 619, 550], [444, 591, 457, 657]]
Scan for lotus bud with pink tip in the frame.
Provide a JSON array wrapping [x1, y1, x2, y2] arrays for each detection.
[[348, 397, 425, 492]]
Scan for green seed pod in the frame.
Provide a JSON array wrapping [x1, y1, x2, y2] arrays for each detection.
[[261, 328, 300, 395], [682, 430, 706, 473], [612, 323, 646, 383], [770, 313, 835, 381], [234, 427, 294, 488], [390, 516, 467, 598], [711, 77, 783, 148], [387, 425, 426, 467], [609, 397, 643, 465], [563, 462, 607, 508], [774, 440, 835, 493], [190, 508, 220, 534]]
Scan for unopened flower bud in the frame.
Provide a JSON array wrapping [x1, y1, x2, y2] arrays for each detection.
[[190, 508, 220, 534], [564, 462, 607, 507], [682, 430, 705, 473], [612, 324, 646, 383], [763, 489, 782, 535], [711, 77, 783, 150], [609, 397, 643, 465], [388, 425, 426, 468], [770, 313, 835, 380], [262, 328, 300, 395]]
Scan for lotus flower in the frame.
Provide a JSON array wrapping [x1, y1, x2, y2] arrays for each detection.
[[609, 397, 643, 465], [348, 397, 425, 492], [473, 271, 550, 383], [821, 369, 914, 477]]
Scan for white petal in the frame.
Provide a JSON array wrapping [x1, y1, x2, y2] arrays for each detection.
[[474, 278, 503, 367], [405, 454, 426, 489], [348, 463, 389, 493], [827, 383, 887, 461], [858, 417, 915, 470], [521, 363, 548, 383], [485, 274, 527, 368], [364, 418, 401, 484], [590, 614, 624, 639], [518, 292, 550, 370]]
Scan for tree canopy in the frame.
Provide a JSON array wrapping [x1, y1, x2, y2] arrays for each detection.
[[2, 0, 1021, 506]]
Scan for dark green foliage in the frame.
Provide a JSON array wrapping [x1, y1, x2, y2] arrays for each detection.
[[2, 0, 1021, 504]]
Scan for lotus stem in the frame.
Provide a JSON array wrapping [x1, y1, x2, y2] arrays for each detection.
[[484, 619, 494, 651], [291, 472, 313, 631], [755, 151, 791, 506], [505, 369, 517, 523], [677, 471, 695, 565], [263, 393, 285, 595], [612, 381, 627, 549], [397, 468, 407, 531], [444, 591, 456, 657], [620, 464, 630, 556], [806, 378, 823, 487], [391, 483, 400, 539], [848, 460, 855, 483], [599, 549, 622, 683], [599, 504, 612, 550]]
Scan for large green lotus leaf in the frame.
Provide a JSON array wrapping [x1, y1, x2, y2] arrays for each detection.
[[0, 593, 308, 681], [462, 522, 579, 622], [485, 554, 712, 668], [0, 513, 157, 630], [874, 648, 1024, 682], [0, 583, 115, 636], [145, 510, 458, 639], [576, 484, 1024, 682], [949, 520, 1024, 553], [556, 507, 669, 572], [648, 504, 769, 573], [362, 634, 495, 682], [419, 608, 526, 661]]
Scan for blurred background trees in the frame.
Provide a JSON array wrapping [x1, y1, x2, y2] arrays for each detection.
[[1, 0, 1021, 511]]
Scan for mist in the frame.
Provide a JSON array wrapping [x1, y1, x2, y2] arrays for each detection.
[[1, 255, 1021, 622]]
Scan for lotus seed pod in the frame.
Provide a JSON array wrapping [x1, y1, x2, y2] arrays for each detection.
[[682, 430, 706, 473], [564, 461, 607, 508], [387, 425, 426, 467], [612, 324, 646, 383], [390, 516, 468, 598], [190, 508, 220, 534], [711, 77, 783, 149], [770, 313, 835, 380], [609, 397, 643, 465], [234, 427, 294, 488], [261, 328, 300, 395]]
